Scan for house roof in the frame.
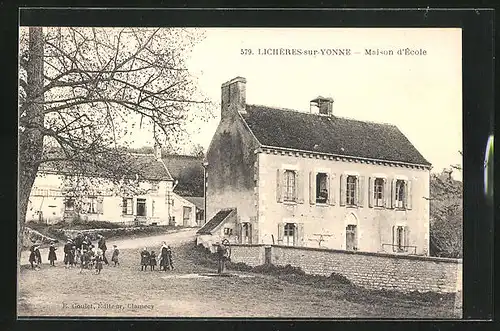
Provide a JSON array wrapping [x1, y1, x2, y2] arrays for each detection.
[[183, 196, 204, 210], [241, 105, 431, 166], [162, 154, 204, 196], [196, 208, 234, 235], [39, 153, 173, 181]]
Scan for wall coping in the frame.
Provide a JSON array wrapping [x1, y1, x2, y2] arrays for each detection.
[[231, 243, 267, 248], [271, 244, 463, 264]]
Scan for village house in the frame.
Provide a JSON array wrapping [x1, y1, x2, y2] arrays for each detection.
[[197, 76, 432, 255], [26, 146, 199, 227]]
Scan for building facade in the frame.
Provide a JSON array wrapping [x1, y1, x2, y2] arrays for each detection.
[[27, 150, 199, 227], [202, 76, 431, 255]]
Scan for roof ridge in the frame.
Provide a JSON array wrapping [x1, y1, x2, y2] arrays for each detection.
[[246, 104, 396, 127]]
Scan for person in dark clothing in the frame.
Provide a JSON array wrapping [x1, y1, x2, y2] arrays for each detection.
[[63, 239, 74, 269], [94, 250, 103, 274], [140, 248, 150, 271], [167, 246, 174, 270], [74, 233, 83, 250], [97, 234, 109, 265], [216, 242, 228, 274], [159, 242, 170, 271], [111, 245, 120, 266], [48, 241, 57, 266], [149, 251, 157, 271], [28, 244, 40, 270]]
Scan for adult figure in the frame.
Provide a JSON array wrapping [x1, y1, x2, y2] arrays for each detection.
[[97, 234, 109, 265], [74, 232, 83, 249], [63, 239, 74, 268], [216, 241, 229, 274], [160, 241, 170, 271]]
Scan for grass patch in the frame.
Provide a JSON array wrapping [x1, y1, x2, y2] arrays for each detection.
[[185, 242, 457, 308]]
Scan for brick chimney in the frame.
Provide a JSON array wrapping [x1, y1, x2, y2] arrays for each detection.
[[221, 76, 247, 119], [310, 96, 334, 116]]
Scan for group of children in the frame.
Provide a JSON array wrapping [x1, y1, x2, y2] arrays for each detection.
[[28, 236, 176, 274], [140, 242, 174, 271]]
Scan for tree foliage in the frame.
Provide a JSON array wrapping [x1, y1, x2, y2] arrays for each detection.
[[429, 167, 463, 258]]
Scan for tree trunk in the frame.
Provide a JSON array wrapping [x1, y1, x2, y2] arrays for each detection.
[[18, 27, 45, 264]]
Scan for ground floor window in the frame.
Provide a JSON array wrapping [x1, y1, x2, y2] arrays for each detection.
[[136, 198, 146, 216], [284, 223, 296, 246], [224, 228, 233, 235], [122, 197, 133, 215], [64, 197, 75, 211], [393, 225, 409, 252]]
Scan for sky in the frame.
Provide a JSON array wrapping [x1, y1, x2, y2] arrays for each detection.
[[129, 28, 463, 179]]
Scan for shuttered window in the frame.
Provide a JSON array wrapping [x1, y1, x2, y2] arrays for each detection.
[[346, 175, 357, 206], [283, 170, 297, 202]]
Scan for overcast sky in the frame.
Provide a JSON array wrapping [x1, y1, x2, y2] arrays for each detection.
[[132, 28, 462, 179]]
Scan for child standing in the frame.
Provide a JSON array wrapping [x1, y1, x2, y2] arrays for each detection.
[[28, 244, 40, 270], [167, 246, 174, 270], [111, 245, 119, 266], [48, 241, 57, 266], [94, 250, 103, 274], [140, 247, 150, 271], [149, 251, 157, 271]]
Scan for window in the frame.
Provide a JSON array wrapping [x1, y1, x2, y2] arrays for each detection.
[[284, 223, 296, 246], [87, 196, 98, 214], [346, 175, 357, 206], [284, 170, 296, 201], [136, 198, 146, 216], [316, 173, 328, 203], [122, 198, 133, 215], [374, 178, 385, 207], [224, 228, 233, 235], [64, 198, 74, 211], [241, 222, 252, 244], [395, 180, 406, 209], [393, 225, 409, 252], [345, 224, 358, 251]]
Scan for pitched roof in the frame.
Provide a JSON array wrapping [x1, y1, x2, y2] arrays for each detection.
[[162, 154, 204, 196], [40, 153, 173, 181], [183, 196, 204, 210], [241, 105, 431, 166], [196, 208, 234, 235]]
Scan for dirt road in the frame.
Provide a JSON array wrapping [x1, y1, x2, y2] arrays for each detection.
[[18, 228, 459, 318]]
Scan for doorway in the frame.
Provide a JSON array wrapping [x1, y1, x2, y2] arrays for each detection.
[[345, 224, 357, 251]]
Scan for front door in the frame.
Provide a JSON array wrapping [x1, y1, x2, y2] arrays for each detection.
[[183, 206, 192, 226], [346, 225, 357, 250]]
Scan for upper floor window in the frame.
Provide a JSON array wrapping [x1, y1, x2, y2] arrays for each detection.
[[241, 222, 252, 244], [395, 180, 406, 209], [346, 175, 357, 206], [316, 173, 328, 204], [283, 170, 297, 202], [373, 178, 385, 207]]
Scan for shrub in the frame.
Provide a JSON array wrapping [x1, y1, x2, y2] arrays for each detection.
[[328, 272, 352, 285]]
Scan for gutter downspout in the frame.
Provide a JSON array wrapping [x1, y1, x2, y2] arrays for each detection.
[[202, 161, 208, 225]]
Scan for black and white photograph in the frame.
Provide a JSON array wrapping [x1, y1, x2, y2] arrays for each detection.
[[18, 23, 464, 318]]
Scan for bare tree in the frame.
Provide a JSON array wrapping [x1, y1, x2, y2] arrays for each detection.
[[190, 143, 205, 158], [18, 27, 211, 260]]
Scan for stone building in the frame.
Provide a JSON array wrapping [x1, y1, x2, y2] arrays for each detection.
[[198, 76, 431, 255]]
